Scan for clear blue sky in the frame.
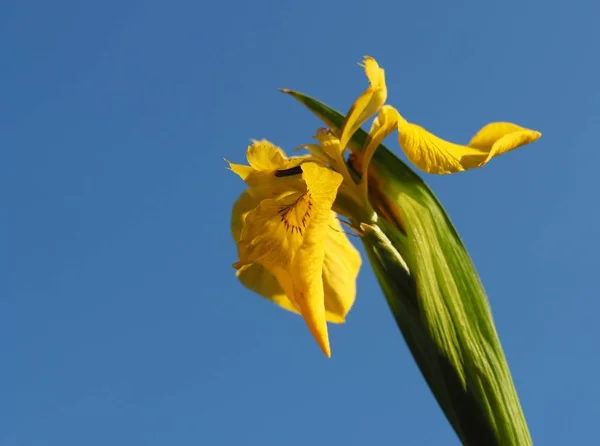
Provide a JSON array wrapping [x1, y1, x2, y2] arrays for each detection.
[[3, 0, 599, 444]]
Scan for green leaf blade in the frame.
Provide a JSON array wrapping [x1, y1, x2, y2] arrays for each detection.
[[284, 89, 532, 446]]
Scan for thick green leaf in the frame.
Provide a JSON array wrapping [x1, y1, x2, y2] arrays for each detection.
[[284, 90, 532, 446]]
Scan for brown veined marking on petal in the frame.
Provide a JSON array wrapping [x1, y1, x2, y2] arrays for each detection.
[[278, 192, 313, 235]]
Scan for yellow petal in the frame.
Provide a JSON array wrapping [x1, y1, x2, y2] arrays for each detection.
[[362, 56, 386, 89], [236, 263, 300, 314], [369, 105, 400, 136], [296, 143, 331, 165], [397, 116, 541, 174], [321, 215, 361, 321], [312, 129, 352, 178], [231, 191, 257, 242], [397, 119, 482, 174], [231, 192, 357, 323], [289, 163, 342, 356], [314, 129, 342, 160], [228, 162, 255, 183], [229, 140, 308, 195], [229, 139, 289, 186], [237, 262, 351, 323], [362, 105, 400, 177], [467, 122, 542, 166], [246, 139, 289, 171], [235, 162, 343, 356], [339, 56, 387, 151]]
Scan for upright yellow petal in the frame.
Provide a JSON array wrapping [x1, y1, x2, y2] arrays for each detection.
[[363, 56, 386, 89], [229, 140, 288, 184], [231, 192, 297, 316], [246, 139, 289, 171], [231, 191, 256, 241], [314, 129, 342, 161], [229, 140, 309, 196], [235, 162, 343, 356], [362, 105, 401, 177], [339, 56, 387, 151], [235, 263, 300, 315]]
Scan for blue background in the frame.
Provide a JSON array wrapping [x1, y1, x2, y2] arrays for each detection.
[[3, 0, 599, 444]]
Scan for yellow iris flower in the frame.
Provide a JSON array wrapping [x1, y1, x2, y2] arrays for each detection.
[[229, 55, 540, 357], [229, 141, 361, 357]]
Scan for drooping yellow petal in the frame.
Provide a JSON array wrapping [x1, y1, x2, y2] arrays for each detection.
[[235, 263, 300, 315], [397, 119, 482, 174], [338, 56, 387, 151], [236, 262, 349, 323], [230, 190, 256, 243], [467, 122, 542, 167], [321, 216, 361, 320], [231, 192, 358, 323], [241, 213, 361, 326], [235, 162, 343, 356], [396, 115, 541, 174], [288, 163, 342, 356]]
